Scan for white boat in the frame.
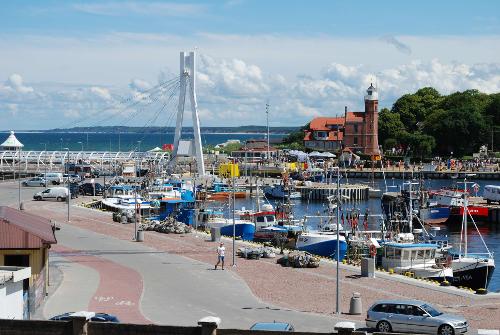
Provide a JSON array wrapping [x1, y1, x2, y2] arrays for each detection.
[[381, 242, 453, 281], [443, 177, 495, 290], [295, 216, 348, 259], [262, 184, 301, 199]]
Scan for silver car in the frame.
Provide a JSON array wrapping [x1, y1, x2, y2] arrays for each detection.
[[366, 300, 468, 335], [22, 177, 47, 187]]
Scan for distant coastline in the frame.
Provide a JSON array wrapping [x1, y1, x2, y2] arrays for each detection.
[[1, 126, 296, 135]]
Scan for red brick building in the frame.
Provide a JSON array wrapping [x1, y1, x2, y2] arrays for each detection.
[[303, 84, 380, 156]]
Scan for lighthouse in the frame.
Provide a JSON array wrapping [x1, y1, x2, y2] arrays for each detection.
[[363, 83, 380, 156]]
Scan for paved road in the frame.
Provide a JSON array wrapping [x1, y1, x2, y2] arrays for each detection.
[[44, 221, 360, 331]]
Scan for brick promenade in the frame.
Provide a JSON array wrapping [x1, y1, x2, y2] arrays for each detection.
[[28, 200, 500, 330]]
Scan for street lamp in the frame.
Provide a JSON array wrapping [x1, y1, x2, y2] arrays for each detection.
[[77, 141, 83, 151], [63, 147, 70, 223], [40, 142, 48, 178]]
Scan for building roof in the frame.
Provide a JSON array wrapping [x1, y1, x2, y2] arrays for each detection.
[[345, 112, 364, 123], [0, 206, 57, 249], [309, 117, 345, 131], [0, 131, 24, 149]]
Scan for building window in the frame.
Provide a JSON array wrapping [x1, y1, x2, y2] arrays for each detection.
[[353, 137, 358, 145], [354, 125, 358, 133]]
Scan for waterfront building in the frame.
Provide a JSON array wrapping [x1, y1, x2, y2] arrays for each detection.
[[0, 206, 57, 316], [303, 84, 380, 156], [231, 139, 278, 161]]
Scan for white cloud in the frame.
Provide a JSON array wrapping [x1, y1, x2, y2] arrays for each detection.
[[90, 86, 111, 100], [73, 2, 207, 17], [1, 56, 500, 129], [3, 74, 34, 94]]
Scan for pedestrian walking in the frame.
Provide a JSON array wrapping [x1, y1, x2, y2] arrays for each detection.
[[215, 242, 225, 270]]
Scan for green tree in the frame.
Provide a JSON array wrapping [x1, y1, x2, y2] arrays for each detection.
[[378, 108, 406, 145]]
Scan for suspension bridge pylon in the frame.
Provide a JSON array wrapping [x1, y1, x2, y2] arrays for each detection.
[[170, 51, 205, 176]]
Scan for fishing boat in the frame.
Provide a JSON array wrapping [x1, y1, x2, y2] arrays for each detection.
[[441, 177, 495, 290], [424, 187, 488, 223], [295, 216, 348, 260], [262, 184, 301, 200], [380, 242, 453, 281], [207, 182, 247, 200]]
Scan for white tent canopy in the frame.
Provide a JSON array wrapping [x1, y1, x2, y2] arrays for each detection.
[[309, 151, 336, 158], [0, 131, 24, 150], [148, 147, 163, 152]]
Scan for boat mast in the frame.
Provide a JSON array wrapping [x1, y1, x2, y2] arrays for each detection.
[[266, 102, 270, 162], [463, 176, 468, 258]]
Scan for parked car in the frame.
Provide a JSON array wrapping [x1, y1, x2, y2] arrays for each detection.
[[63, 174, 82, 183], [366, 300, 468, 335], [33, 187, 69, 201], [50, 311, 119, 323], [79, 182, 105, 196], [37, 172, 63, 185], [250, 322, 295, 332], [22, 177, 47, 187]]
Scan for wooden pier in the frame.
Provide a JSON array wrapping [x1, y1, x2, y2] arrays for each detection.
[[295, 183, 369, 201]]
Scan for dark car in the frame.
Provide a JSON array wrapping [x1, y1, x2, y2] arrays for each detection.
[[79, 182, 105, 196], [50, 311, 119, 323], [250, 322, 294, 332]]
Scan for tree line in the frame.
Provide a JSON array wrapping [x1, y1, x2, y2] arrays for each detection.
[[379, 88, 500, 158]]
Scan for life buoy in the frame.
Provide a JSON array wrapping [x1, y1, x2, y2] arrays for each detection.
[[370, 244, 377, 257]]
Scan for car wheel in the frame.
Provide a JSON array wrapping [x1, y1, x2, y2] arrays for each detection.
[[57, 197, 62, 202], [439, 324, 455, 335], [35, 196, 42, 201], [376, 321, 392, 333]]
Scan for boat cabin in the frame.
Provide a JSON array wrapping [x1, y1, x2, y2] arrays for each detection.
[[107, 185, 136, 198], [382, 243, 438, 270]]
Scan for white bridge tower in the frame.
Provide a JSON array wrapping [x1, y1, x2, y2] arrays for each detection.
[[171, 51, 205, 175]]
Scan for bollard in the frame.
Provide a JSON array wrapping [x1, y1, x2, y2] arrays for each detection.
[[349, 292, 362, 315], [136, 230, 144, 242], [210, 227, 221, 242], [121, 215, 128, 224], [198, 316, 221, 335], [19, 202, 25, 210]]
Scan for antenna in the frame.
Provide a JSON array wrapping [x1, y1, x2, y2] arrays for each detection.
[[266, 101, 270, 161]]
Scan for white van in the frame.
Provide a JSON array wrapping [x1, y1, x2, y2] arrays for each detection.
[[37, 172, 63, 185], [33, 187, 69, 201], [484, 185, 500, 204]]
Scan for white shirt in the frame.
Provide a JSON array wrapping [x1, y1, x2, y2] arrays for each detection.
[[217, 246, 225, 257]]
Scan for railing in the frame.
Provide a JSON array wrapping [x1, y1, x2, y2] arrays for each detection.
[[0, 150, 170, 172]]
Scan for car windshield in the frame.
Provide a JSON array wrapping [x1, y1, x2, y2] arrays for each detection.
[[420, 303, 442, 317]]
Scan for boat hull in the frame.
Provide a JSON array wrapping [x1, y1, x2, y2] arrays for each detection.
[[296, 236, 347, 260], [450, 259, 495, 290], [419, 206, 450, 225], [220, 223, 255, 241], [448, 206, 488, 222]]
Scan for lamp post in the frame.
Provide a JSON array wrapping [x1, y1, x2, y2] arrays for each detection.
[[40, 142, 48, 179], [335, 165, 340, 314], [78, 141, 83, 151], [137, 140, 142, 172], [63, 148, 70, 223], [18, 147, 21, 209], [232, 172, 236, 267]]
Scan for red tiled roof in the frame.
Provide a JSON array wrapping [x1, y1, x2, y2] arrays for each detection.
[[345, 112, 364, 122], [0, 206, 57, 248], [309, 117, 345, 131]]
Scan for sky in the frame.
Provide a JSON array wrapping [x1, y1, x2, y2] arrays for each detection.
[[1, 0, 500, 130]]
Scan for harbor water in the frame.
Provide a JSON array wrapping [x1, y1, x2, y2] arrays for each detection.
[[231, 178, 500, 292]]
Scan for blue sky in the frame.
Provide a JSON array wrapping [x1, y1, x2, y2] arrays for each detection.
[[1, 1, 500, 129]]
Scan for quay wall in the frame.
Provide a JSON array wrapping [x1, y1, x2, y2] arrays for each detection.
[[0, 318, 380, 335]]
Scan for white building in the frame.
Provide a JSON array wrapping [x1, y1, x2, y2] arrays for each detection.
[[0, 266, 31, 319], [0, 131, 24, 151]]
